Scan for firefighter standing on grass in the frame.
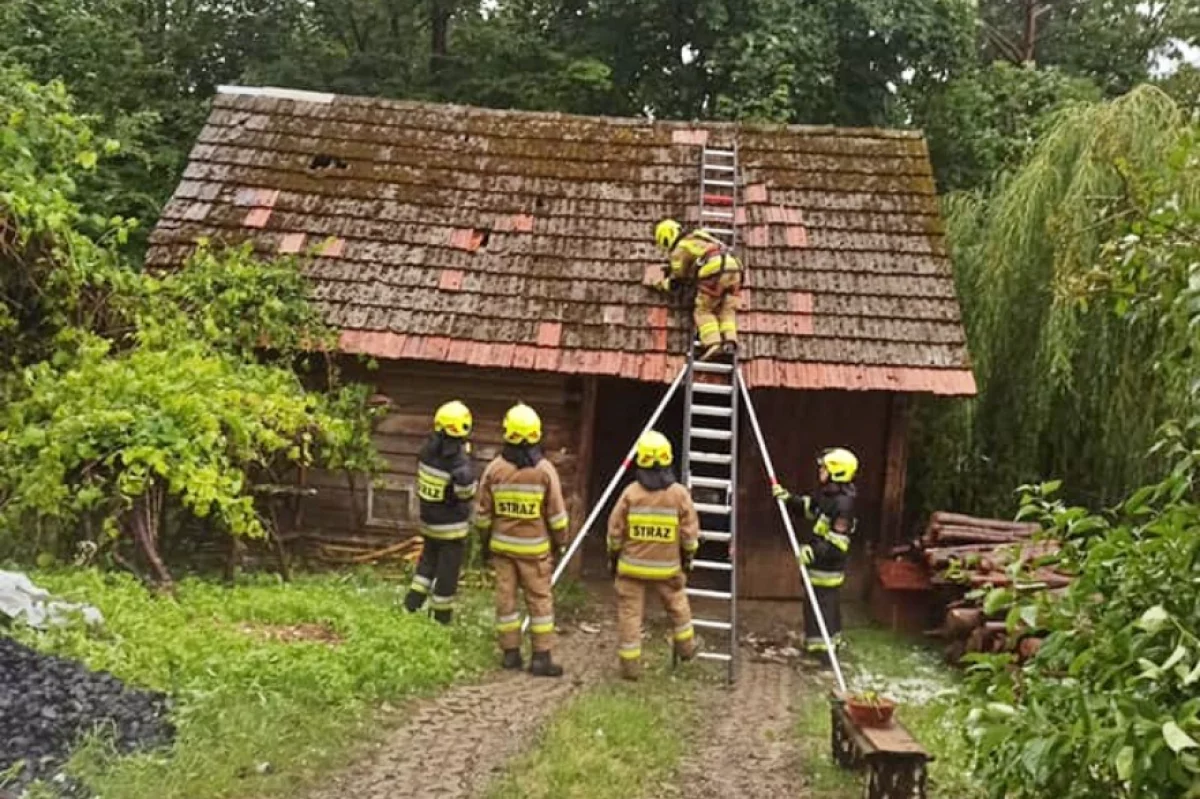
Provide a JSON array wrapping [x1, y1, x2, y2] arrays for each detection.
[[653, 219, 743, 361], [606, 431, 700, 681], [404, 400, 477, 625], [475, 403, 570, 677], [772, 448, 859, 658]]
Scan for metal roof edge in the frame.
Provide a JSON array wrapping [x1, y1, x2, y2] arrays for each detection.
[[216, 85, 335, 104]]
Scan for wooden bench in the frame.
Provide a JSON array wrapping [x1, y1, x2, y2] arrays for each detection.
[[829, 693, 933, 799]]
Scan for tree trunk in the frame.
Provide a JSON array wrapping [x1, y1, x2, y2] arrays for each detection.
[[430, 0, 451, 74], [129, 481, 174, 592]]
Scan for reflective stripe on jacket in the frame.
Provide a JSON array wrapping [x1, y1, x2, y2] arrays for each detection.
[[786, 483, 856, 583], [416, 437, 477, 540], [476, 456, 569, 559], [607, 481, 699, 581]]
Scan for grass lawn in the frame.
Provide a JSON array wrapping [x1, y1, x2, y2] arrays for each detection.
[[794, 625, 984, 799], [485, 656, 702, 799], [7, 568, 497, 799]]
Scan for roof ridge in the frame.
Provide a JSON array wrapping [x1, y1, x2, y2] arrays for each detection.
[[214, 85, 924, 140]]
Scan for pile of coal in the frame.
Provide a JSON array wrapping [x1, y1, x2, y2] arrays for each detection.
[[0, 637, 174, 795]]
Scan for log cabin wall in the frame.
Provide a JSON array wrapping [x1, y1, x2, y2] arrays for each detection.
[[301, 358, 587, 544]]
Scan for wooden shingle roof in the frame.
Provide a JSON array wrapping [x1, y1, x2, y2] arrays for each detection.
[[147, 86, 975, 394]]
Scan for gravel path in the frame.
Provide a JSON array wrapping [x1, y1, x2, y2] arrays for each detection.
[[666, 658, 806, 798], [301, 622, 611, 799]]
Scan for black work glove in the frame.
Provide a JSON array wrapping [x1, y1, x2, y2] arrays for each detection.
[[682, 551, 695, 573], [479, 534, 492, 566], [608, 551, 620, 576]]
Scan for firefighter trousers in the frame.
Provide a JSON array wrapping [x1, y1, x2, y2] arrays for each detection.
[[803, 584, 843, 653], [694, 271, 742, 348], [615, 574, 696, 671], [404, 537, 465, 623], [494, 554, 555, 653]]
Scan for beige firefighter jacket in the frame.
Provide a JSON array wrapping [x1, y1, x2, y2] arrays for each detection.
[[606, 481, 700, 580], [475, 456, 569, 559]]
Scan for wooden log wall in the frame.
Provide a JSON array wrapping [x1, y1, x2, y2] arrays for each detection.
[[299, 357, 587, 549]]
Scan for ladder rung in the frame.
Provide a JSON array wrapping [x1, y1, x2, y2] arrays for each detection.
[[692, 559, 733, 572], [702, 209, 735, 217], [693, 619, 733, 631], [689, 476, 730, 490], [696, 651, 733, 662], [695, 502, 732, 515], [692, 404, 733, 418], [692, 382, 732, 395], [687, 587, 732, 600], [704, 164, 736, 172], [700, 530, 731, 542], [705, 149, 735, 158], [690, 451, 732, 465], [693, 361, 732, 374], [704, 227, 734, 236], [691, 428, 732, 442], [704, 179, 736, 187]]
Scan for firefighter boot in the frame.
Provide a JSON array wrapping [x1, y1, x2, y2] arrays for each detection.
[[619, 657, 642, 682], [432, 608, 453, 625], [403, 590, 427, 613], [501, 648, 523, 670], [529, 650, 564, 678], [699, 342, 723, 362]]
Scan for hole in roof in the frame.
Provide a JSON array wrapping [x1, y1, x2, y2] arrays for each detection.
[[534, 197, 547, 211], [476, 228, 491, 249], [309, 153, 349, 170]]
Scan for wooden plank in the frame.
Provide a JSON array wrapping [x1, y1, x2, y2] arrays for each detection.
[[834, 703, 929, 758], [879, 394, 910, 549]]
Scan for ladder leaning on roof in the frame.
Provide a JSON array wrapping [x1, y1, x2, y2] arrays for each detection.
[[677, 142, 741, 683]]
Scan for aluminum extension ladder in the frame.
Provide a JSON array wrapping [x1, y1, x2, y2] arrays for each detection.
[[679, 142, 741, 683]]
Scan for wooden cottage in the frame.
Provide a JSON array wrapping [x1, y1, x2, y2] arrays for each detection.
[[148, 86, 976, 599]]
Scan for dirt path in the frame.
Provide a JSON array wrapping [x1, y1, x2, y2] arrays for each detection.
[[302, 622, 611, 799], [665, 656, 809, 798]]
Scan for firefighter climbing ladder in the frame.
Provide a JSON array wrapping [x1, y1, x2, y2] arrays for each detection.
[[680, 142, 742, 683]]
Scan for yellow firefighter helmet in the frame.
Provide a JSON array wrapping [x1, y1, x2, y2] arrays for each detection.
[[635, 430, 673, 468], [433, 400, 472, 438], [655, 219, 682, 251], [818, 448, 859, 483], [503, 403, 542, 445]]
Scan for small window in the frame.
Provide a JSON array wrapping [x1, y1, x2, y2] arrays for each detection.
[[366, 478, 415, 528], [309, 153, 349, 171]]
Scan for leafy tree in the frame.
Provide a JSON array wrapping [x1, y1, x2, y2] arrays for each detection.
[[915, 62, 1100, 191], [979, 0, 1200, 95], [908, 88, 1194, 517], [962, 135, 1200, 798], [0, 68, 380, 588]]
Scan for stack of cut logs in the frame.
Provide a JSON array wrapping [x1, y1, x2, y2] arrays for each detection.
[[893, 512, 1071, 665]]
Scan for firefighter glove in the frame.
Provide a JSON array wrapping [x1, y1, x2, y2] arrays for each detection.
[[479, 535, 492, 565], [772, 483, 791, 502], [682, 552, 695, 573], [798, 544, 814, 566], [607, 551, 620, 576], [654, 277, 674, 293]]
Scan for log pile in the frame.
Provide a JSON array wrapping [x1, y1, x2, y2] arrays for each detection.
[[879, 512, 1070, 666]]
